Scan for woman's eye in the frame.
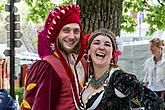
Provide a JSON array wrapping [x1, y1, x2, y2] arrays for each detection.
[[93, 42, 100, 45], [105, 43, 111, 47]]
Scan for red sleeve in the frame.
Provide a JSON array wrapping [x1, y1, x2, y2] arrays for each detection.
[[22, 60, 61, 110]]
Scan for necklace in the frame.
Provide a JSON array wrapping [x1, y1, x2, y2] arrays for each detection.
[[90, 69, 110, 89]]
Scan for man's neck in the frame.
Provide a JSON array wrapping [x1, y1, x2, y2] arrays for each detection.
[[67, 53, 78, 65]]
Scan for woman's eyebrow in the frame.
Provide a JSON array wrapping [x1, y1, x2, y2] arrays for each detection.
[[93, 39, 100, 42], [105, 41, 111, 43]]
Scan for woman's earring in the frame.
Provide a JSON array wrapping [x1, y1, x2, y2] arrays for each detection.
[[110, 58, 114, 66], [87, 55, 91, 63], [83, 53, 88, 60]]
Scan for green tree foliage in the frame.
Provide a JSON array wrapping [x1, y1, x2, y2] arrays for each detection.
[[123, 0, 165, 35], [0, 4, 3, 12], [144, 5, 165, 36], [24, 0, 165, 36], [24, 0, 72, 24], [24, 0, 55, 23]]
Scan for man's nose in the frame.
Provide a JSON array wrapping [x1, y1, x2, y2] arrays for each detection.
[[68, 31, 75, 39]]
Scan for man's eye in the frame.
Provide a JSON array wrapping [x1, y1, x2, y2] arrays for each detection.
[[74, 29, 80, 34], [62, 29, 70, 33]]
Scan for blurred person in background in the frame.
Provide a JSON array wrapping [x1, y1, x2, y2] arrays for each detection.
[[0, 89, 18, 110], [143, 38, 165, 102]]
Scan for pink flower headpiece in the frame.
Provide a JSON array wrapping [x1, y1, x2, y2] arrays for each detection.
[[113, 50, 121, 58]]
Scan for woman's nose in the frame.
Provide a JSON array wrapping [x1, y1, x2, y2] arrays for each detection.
[[98, 43, 105, 49]]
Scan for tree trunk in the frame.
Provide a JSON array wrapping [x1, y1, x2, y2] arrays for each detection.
[[77, 0, 124, 36]]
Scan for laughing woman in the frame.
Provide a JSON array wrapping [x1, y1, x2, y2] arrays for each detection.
[[80, 28, 163, 110]]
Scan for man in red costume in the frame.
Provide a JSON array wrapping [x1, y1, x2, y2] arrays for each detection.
[[21, 4, 87, 110]]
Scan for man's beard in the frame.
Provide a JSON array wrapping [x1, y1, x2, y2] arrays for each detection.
[[58, 40, 79, 54]]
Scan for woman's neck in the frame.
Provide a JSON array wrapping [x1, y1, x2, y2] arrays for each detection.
[[93, 65, 110, 80], [154, 51, 162, 62]]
